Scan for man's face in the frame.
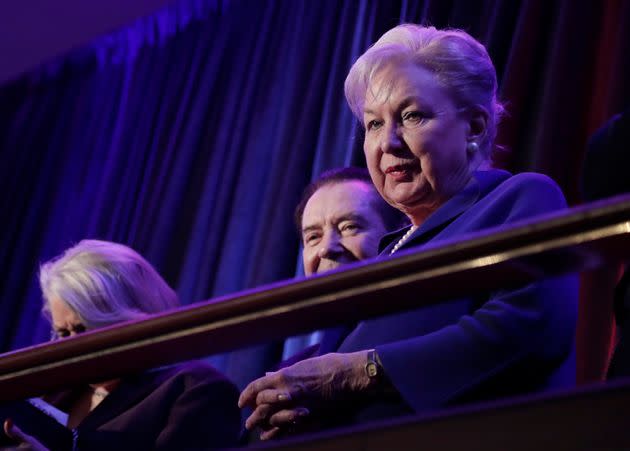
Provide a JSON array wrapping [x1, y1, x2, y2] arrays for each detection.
[[301, 180, 388, 275]]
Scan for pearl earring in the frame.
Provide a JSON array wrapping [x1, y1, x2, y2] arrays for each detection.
[[467, 141, 479, 154]]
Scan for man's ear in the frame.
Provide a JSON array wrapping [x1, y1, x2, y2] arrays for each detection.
[[466, 105, 489, 143]]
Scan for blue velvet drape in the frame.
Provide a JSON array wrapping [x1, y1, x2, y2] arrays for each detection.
[[1, 0, 629, 389]]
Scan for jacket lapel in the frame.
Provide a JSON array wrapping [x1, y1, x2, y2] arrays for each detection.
[[77, 368, 166, 430], [380, 170, 511, 254]]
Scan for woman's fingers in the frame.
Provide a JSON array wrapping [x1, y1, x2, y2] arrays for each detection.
[[3, 419, 49, 450], [244, 403, 274, 430], [244, 388, 296, 430], [245, 401, 309, 431], [258, 408, 310, 441], [259, 426, 281, 441], [238, 372, 287, 408], [245, 389, 295, 430], [3, 419, 25, 442], [239, 377, 265, 408], [268, 407, 309, 427], [255, 388, 292, 405], [3, 419, 12, 436]]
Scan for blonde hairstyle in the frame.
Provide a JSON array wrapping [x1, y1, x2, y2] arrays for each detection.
[[40, 240, 179, 330], [344, 24, 504, 159]]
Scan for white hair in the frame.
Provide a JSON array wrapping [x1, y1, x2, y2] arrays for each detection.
[[344, 24, 505, 159], [40, 240, 179, 330]]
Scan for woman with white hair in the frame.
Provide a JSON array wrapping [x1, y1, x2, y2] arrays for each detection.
[[4, 240, 241, 450], [240, 24, 577, 439]]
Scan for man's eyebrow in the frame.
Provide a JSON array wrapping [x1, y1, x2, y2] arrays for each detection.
[[302, 213, 368, 234], [301, 224, 321, 235], [336, 213, 366, 223]]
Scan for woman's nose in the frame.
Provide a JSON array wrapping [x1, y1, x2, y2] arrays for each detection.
[[381, 123, 402, 153]]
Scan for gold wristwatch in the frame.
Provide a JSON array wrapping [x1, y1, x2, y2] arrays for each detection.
[[365, 349, 382, 380]]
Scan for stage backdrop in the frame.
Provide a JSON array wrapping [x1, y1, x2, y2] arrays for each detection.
[[1, 0, 629, 389]]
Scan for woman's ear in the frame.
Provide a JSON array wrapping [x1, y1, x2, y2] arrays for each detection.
[[464, 106, 490, 169], [466, 105, 489, 143]]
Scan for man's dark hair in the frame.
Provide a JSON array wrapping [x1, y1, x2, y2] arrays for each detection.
[[582, 108, 630, 201], [294, 167, 407, 235]]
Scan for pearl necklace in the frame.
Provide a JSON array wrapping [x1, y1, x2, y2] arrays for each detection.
[[390, 225, 418, 255]]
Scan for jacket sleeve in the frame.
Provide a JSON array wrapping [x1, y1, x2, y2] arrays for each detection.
[[155, 364, 242, 450], [376, 275, 578, 410]]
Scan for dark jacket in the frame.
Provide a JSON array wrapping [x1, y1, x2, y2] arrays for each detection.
[[48, 361, 241, 450], [333, 170, 577, 420]]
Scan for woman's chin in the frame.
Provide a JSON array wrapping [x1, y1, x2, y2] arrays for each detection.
[[387, 190, 441, 222], [385, 185, 429, 209]]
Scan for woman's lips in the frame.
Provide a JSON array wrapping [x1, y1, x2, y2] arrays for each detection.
[[385, 164, 415, 181]]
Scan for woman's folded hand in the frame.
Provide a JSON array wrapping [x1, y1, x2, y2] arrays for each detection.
[[238, 350, 371, 439]]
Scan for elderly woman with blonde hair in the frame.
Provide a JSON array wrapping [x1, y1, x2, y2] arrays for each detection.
[[4, 240, 241, 450], [240, 24, 577, 439]]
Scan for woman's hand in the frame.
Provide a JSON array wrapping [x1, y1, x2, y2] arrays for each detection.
[[3, 419, 49, 451], [238, 351, 373, 439]]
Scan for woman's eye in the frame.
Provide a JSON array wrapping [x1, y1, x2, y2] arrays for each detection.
[[366, 119, 383, 131], [74, 324, 86, 334], [402, 111, 425, 123], [52, 324, 87, 340]]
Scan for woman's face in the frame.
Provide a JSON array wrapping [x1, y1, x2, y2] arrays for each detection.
[[362, 62, 478, 224], [50, 297, 86, 339]]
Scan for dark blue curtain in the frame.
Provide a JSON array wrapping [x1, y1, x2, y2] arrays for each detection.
[[1, 0, 629, 388]]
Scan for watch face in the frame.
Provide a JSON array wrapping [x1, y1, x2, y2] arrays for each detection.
[[366, 361, 378, 378]]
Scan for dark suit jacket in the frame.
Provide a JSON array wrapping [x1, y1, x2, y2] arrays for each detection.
[[47, 361, 241, 450], [581, 108, 630, 380], [333, 170, 577, 420]]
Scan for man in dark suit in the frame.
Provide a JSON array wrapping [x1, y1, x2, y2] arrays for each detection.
[[581, 108, 630, 379], [283, 167, 406, 360], [295, 167, 406, 277]]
